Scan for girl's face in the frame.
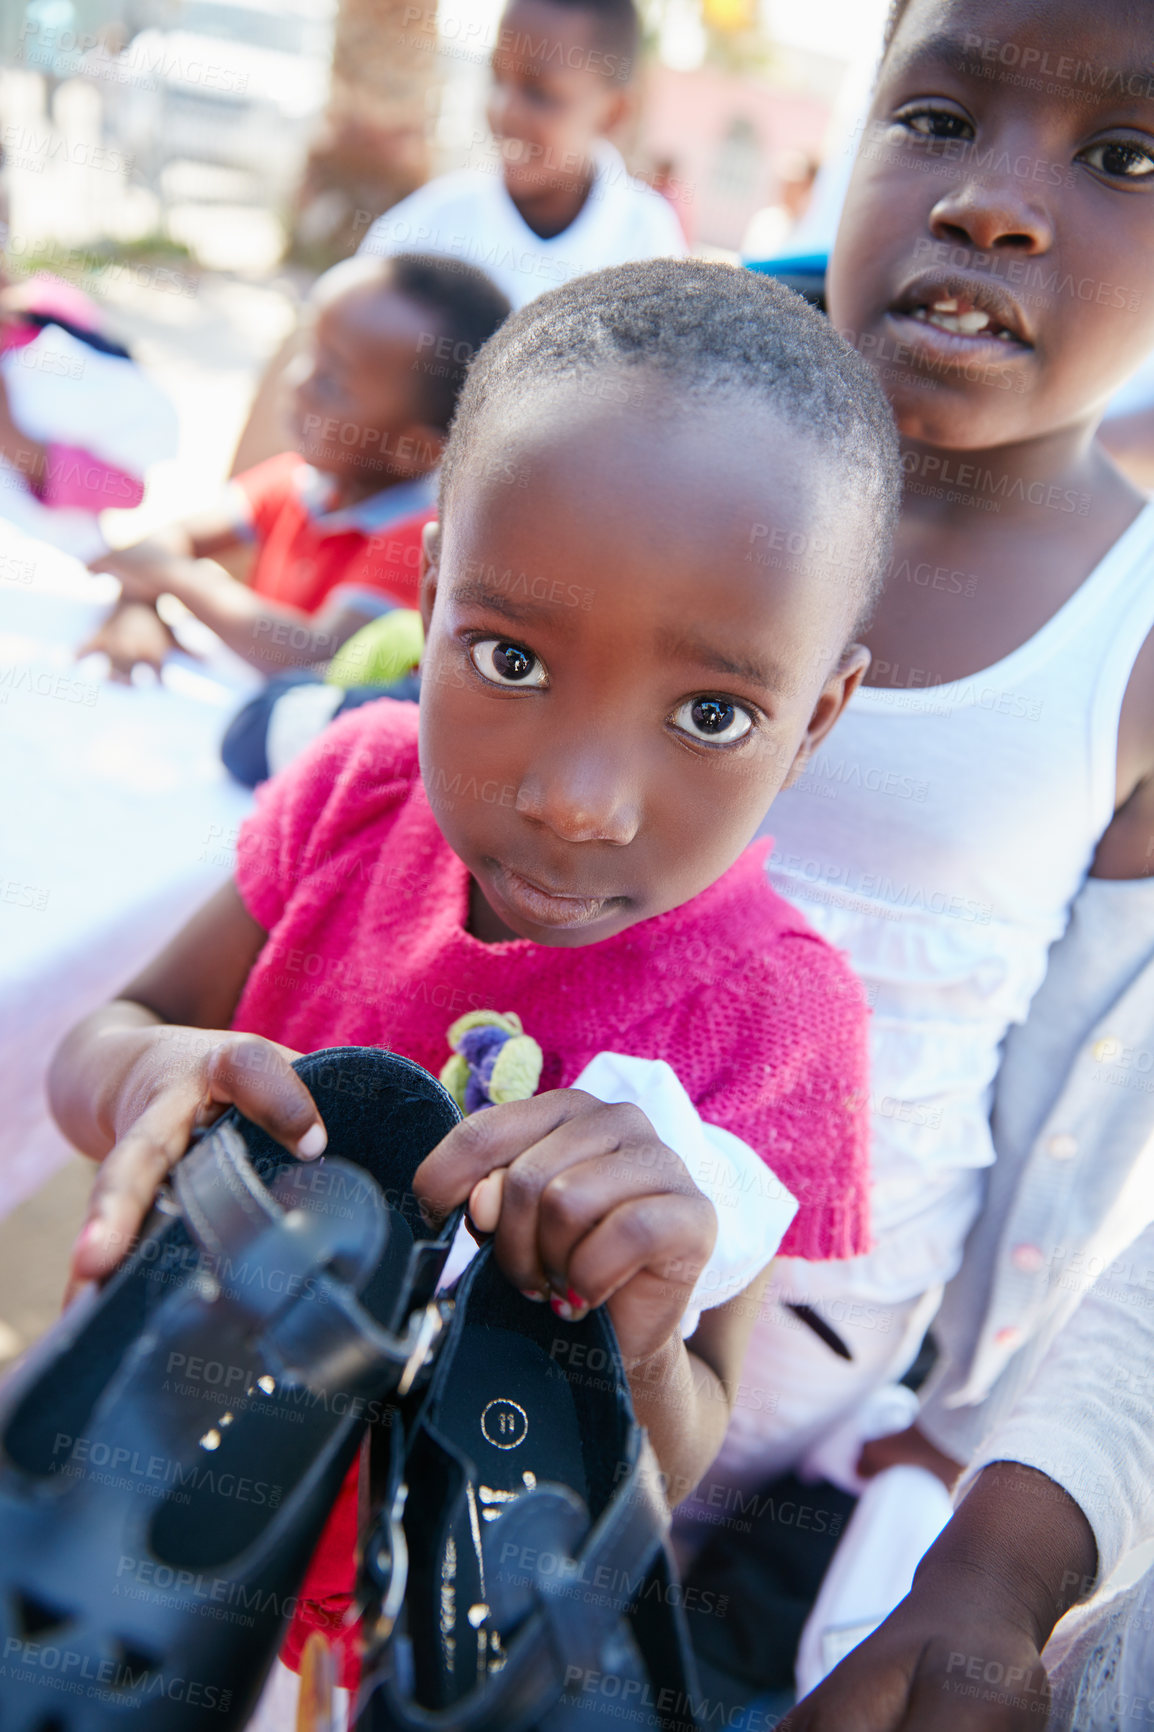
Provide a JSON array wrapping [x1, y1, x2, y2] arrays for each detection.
[[828, 0, 1154, 451], [417, 381, 869, 947]]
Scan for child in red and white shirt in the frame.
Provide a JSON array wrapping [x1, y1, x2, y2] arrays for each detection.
[[83, 254, 510, 677]]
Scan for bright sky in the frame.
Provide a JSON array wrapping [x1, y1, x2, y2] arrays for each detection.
[[444, 0, 890, 77], [653, 0, 889, 73], [766, 0, 889, 62]]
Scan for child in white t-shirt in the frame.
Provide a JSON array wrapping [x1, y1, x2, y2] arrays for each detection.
[[359, 0, 684, 308], [230, 0, 683, 474], [360, 0, 685, 307]]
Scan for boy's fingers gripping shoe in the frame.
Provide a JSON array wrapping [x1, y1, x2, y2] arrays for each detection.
[[0, 1046, 461, 1731]]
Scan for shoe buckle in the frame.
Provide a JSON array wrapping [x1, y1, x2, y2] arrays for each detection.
[[397, 1298, 452, 1398], [363, 1480, 410, 1644]]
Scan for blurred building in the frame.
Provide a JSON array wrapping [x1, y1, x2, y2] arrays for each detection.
[[636, 61, 827, 251], [0, 0, 888, 272]]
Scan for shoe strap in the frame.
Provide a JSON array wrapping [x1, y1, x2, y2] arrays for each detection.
[[170, 1123, 450, 1399], [172, 1119, 280, 1253], [361, 1432, 695, 1732]]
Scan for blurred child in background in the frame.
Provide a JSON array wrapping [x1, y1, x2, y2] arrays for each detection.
[[231, 0, 681, 474], [0, 145, 177, 561], [359, 0, 684, 306], [83, 254, 508, 678]]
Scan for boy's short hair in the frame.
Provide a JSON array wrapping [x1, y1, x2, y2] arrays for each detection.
[[880, 0, 913, 59], [387, 255, 512, 432], [522, 0, 640, 78], [441, 258, 901, 631]]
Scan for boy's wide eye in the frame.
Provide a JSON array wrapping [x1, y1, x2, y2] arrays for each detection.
[[672, 698, 753, 746], [896, 106, 974, 144], [470, 638, 548, 688], [1080, 140, 1154, 180]]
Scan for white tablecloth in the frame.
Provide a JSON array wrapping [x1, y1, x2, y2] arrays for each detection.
[[0, 529, 260, 1216]]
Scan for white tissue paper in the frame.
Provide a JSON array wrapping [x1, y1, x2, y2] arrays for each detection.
[[437, 1051, 799, 1337], [572, 1052, 799, 1338]]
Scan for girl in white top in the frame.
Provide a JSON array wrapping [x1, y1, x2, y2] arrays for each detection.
[[709, 0, 1154, 1518], [359, 0, 685, 308]]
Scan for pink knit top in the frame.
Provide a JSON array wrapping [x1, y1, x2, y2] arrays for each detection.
[[234, 699, 870, 1681], [234, 700, 870, 1262]]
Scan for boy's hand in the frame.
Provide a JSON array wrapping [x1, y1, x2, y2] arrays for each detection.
[[67, 1028, 326, 1301], [413, 1089, 717, 1366], [77, 600, 178, 681], [88, 543, 184, 602], [779, 1602, 1048, 1730]]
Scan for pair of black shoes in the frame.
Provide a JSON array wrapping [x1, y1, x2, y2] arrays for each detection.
[[0, 1048, 701, 1732]]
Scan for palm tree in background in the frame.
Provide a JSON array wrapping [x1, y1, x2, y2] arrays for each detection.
[[291, 0, 440, 266]]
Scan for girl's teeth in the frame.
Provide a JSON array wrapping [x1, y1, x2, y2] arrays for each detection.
[[915, 305, 994, 335], [931, 296, 960, 313]]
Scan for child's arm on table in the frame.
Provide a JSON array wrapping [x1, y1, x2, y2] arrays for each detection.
[[413, 1090, 768, 1498], [81, 500, 255, 677], [48, 881, 327, 1295], [90, 549, 380, 674], [90, 499, 249, 585], [76, 599, 179, 682], [778, 1462, 1095, 1731], [130, 558, 378, 672]]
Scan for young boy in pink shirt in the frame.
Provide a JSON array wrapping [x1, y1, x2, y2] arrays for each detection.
[[50, 258, 898, 1690]]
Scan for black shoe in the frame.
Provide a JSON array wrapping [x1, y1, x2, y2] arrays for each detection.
[[356, 1245, 703, 1732], [0, 1046, 460, 1730]]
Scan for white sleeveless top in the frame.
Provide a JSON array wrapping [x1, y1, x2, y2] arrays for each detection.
[[762, 503, 1154, 1300]]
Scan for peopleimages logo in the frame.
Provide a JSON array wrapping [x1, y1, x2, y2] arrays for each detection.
[[2, 1635, 232, 1712], [960, 32, 1154, 100], [0, 121, 132, 177], [18, 21, 249, 95], [51, 1431, 282, 1508], [899, 449, 1092, 515]]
